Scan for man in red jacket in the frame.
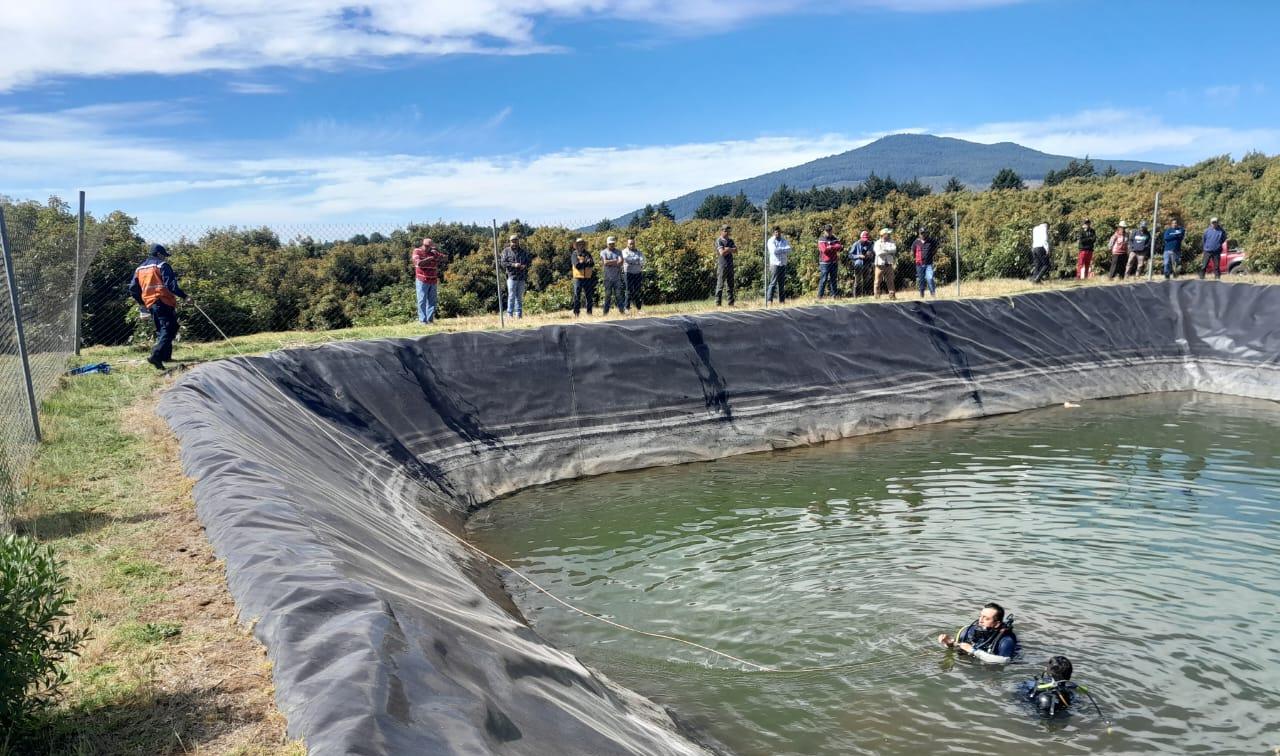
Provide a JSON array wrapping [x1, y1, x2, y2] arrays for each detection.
[[411, 238, 446, 323], [817, 224, 843, 298]]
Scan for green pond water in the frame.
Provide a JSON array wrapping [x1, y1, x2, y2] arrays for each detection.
[[467, 393, 1280, 755]]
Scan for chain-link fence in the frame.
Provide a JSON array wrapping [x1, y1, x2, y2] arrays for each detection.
[[3, 189, 1251, 522], [0, 196, 106, 524]]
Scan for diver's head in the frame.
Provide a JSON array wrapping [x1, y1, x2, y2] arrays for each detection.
[[978, 602, 1005, 630], [1045, 655, 1073, 682]]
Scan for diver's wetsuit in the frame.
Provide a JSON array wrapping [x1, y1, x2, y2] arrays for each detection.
[[957, 622, 1018, 662], [1020, 677, 1076, 716]]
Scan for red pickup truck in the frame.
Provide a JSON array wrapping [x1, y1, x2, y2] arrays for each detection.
[[1207, 241, 1247, 275]]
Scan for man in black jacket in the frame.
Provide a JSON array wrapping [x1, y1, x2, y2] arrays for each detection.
[[1076, 219, 1097, 279]]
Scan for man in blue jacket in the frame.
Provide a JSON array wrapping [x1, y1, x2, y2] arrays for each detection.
[[1200, 217, 1227, 280], [128, 244, 189, 369], [1162, 218, 1186, 279], [938, 602, 1019, 663]]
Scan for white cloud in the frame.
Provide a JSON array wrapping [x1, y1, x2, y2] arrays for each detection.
[[227, 81, 286, 95], [0, 0, 1024, 91], [6, 103, 1276, 230]]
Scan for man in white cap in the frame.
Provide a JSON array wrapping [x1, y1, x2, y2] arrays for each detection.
[[872, 227, 897, 299], [499, 233, 531, 318], [1200, 217, 1227, 280], [1106, 221, 1129, 280], [599, 235, 626, 315]]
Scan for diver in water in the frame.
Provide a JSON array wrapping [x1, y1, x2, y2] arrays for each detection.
[[1021, 655, 1109, 724], [937, 602, 1019, 663]]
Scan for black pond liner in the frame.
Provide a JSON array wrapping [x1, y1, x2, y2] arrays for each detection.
[[157, 281, 1280, 755]]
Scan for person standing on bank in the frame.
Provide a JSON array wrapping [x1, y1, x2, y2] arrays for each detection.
[[411, 237, 445, 324], [1200, 217, 1227, 280], [766, 226, 792, 304], [622, 237, 645, 312], [128, 243, 190, 370], [873, 227, 898, 300], [1107, 221, 1129, 280], [1030, 221, 1052, 284], [500, 233, 532, 319], [849, 230, 874, 296], [1125, 221, 1152, 278], [715, 224, 737, 307], [817, 224, 843, 298], [570, 238, 597, 316], [913, 227, 938, 297], [1162, 217, 1186, 279], [1076, 219, 1097, 279], [600, 236, 626, 315]]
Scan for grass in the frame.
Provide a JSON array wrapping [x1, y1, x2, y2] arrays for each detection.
[[8, 272, 1275, 754]]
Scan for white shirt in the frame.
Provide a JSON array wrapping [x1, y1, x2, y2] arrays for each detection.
[[1032, 223, 1051, 252], [622, 248, 644, 273], [873, 239, 897, 265], [767, 236, 792, 266]]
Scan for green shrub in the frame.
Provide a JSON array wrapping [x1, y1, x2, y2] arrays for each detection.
[[0, 534, 89, 738]]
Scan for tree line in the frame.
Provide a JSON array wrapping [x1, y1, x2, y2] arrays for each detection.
[[3, 150, 1276, 347]]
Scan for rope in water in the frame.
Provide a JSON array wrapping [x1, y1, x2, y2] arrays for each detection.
[[185, 302, 861, 674]]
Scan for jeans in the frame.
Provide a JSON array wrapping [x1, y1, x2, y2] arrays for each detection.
[[715, 257, 735, 306], [1108, 252, 1128, 279], [624, 273, 643, 310], [1162, 249, 1178, 278], [415, 280, 438, 323], [767, 264, 787, 303], [506, 277, 526, 317], [149, 302, 178, 363], [602, 276, 625, 314], [1030, 247, 1050, 283], [817, 261, 839, 297], [916, 263, 936, 296], [850, 259, 869, 296], [572, 278, 596, 315], [1077, 250, 1093, 279], [1199, 251, 1221, 279]]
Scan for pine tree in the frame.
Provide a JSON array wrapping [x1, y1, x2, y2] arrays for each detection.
[[594, 218, 615, 232], [944, 176, 966, 193], [990, 168, 1025, 191], [655, 201, 675, 222], [693, 194, 733, 220]]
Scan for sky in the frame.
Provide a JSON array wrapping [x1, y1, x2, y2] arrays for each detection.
[[1, 0, 1277, 233]]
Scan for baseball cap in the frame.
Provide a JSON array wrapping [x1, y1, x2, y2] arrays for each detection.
[[1210, 216, 1220, 223], [150, 243, 170, 257], [508, 233, 519, 241], [574, 237, 585, 243], [880, 227, 893, 235], [606, 236, 617, 243]]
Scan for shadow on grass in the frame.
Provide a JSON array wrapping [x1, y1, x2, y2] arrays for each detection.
[[12, 685, 273, 756], [14, 510, 164, 540]]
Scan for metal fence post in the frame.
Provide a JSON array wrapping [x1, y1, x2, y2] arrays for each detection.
[[1148, 191, 1160, 281], [491, 220, 504, 327], [0, 206, 42, 442], [74, 191, 85, 354], [954, 208, 961, 297], [762, 208, 769, 307]]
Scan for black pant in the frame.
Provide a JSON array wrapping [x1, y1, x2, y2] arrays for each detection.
[[1108, 252, 1128, 279], [1030, 246, 1050, 283], [850, 260, 870, 296], [572, 278, 596, 314], [625, 273, 643, 310], [149, 302, 178, 362], [767, 264, 787, 303], [1199, 251, 1221, 279], [602, 277, 625, 314], [715, 256, 735, 306]]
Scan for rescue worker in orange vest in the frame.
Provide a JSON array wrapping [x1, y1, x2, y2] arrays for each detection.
[[128, 244, 190, 369]]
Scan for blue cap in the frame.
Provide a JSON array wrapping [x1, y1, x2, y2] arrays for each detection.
[[150, 243, 170, 257]]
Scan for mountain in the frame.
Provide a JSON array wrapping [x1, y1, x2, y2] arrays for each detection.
[[610, 134, 1177, 224]]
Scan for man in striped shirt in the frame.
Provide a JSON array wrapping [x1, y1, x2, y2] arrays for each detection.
[[412, 238, 446, 323], [128, 244, 189, 370]]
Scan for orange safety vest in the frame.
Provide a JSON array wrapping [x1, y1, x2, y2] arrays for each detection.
[[135, 261, 177, 307]]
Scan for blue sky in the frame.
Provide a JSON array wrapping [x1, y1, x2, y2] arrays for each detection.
[[1, 0, 1276, 231]]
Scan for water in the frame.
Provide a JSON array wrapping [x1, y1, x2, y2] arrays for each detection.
[[467, 393, 1280, 755]]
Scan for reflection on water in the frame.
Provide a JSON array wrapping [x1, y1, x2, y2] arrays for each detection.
[[467, 393, 1280, 755]]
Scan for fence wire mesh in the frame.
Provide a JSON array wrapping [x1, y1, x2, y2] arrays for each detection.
[[0, 198, 106, 522]]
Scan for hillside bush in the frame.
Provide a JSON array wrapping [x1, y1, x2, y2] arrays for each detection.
[[0, 534, 89, 739]]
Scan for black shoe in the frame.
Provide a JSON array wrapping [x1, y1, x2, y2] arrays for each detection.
[[147, 355, 165, 370]]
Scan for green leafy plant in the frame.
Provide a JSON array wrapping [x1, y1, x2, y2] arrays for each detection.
[[0, 534, 90, 739]]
